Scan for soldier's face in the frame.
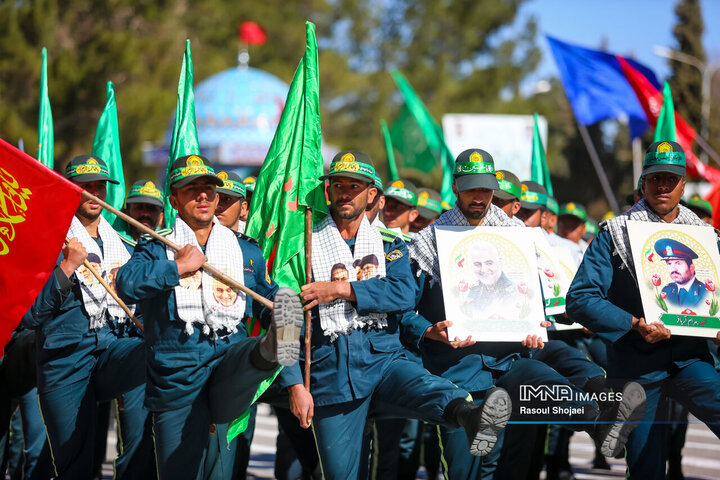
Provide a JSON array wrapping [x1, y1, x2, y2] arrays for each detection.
[[643, 173, 685, 216], [127, 202, 162, 230], [666, 259, 694, 285], [472, 247, 502, 285], [328, 177, 375, 221], [170, 179, 218, 228], [410, 214, 435, 233], [516, 207, 542, 227], [453, 186, 494, 222], [382, 197, 417, 230], [76, 181, 107, 222], [492, 197, 521, 218], [215, 193, 243, 229]]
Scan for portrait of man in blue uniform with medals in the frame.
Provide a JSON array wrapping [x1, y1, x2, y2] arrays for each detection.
[[655, 238, 707, 309]]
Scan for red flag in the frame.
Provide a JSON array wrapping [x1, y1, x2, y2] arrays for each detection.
[[704, 184, 720, 230], [0, 138, 83, 356], [239, 21, 267, 46], [617, 56, 720, 183]]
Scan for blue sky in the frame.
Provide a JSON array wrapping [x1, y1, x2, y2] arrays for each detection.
[[517, 0, 720, 88]]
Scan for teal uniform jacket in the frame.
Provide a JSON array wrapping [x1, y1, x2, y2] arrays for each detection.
[[661, 278, 707, 310], [400, 268, 525, 394], [566, 229, 716, 383], [276, 236, 416, 407], [25, 238, 125, 393], [115, 231, 277, 412]]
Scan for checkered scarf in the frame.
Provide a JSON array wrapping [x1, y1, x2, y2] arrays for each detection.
[[410, 204, 517, 285], [312, 215, 387, 341], [67, 216, 134, 329], [603, 199, 709, 281], [166, 216, 246, 337]]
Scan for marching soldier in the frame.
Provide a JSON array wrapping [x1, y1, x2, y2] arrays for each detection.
[[215, 171, 249, 234], [123, 179, 165, 241], [382, 178, 419, 238]]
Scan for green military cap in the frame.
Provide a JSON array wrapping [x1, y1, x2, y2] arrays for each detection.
[[453, 149, 499, 192], [585, 219, 598, 236], [64, 154, 119, 184], [373, 174, 384, 193], [601, 211, 616, 222], [654, 238, 698, 262], [643, 140, 686, 177], [687, 194, 712, 218], [243, 176, 257, 193], [546, 196, 559, 215], [321, 150, 377, 184], [385, 179, 418, 207], [216, 171, 247, 198], [416, 187, 443, 220], [519, 181, 548, 210], [167, 154, 223, 188], [126, 180, 164, 207], [559, 202, 588, 222], [493, 170, 522, 201]]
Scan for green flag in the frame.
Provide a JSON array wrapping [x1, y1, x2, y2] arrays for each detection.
[[530, 113, 553, 196], [93, 82, 129, 235], [232, 21, 327, 443], [380, 119, 399, 181], [37, 47, 54, 168], [164, 40, 201, 228], [654, 82, 677, 142], [389, 71, 455, 203]]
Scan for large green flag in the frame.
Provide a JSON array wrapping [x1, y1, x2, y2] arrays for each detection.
[[654, 82, 676, 142], [233, 21, 327, 442], [530, 113, 553, 196], [164, 40, 201, 228], [37, 47, 54, 168], [93, 82, 129, 235], [389, 71, 455, 203], [380, 119, 399, 181]]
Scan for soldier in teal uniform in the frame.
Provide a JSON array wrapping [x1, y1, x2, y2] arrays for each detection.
[[115, 155, 303, 479], [567, 141, 720, 479], [25, 155, 146, 479], [655, 238, 707, 309], [279, 150, 512, 480], [405, 148, 644, 480]]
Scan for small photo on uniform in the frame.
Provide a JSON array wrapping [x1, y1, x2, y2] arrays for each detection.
[[77, 253, 104, 286], [179, 270, 202, 290], [212, 278, 238, 307], [627, 221, 720, 338], [435, 226, 547, 342]]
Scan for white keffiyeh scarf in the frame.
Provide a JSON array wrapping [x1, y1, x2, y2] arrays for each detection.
[[67, 216, 133, 329], [410, 204, 518, 285], [166, 217, 246, 337], [312, 215, 387, 340], [603, 198, 710, 281]]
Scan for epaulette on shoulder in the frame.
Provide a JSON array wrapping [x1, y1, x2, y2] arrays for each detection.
[[140, 227, 172, 242], [402, 233, 413, 244], [119, 235, 137, 247], [377, 226, 400, 243], [235, 231, 259, 247]]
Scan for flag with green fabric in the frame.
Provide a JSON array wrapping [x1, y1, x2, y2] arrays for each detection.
[[37, 47, 54, 168], [389, 71, 455, 204], [164, 40, 201, 229], [380, 119, 399, 181], [530, 113, 553, 196], [93, 82, 130, 237], [232, 21, 327, 442], [654, 82, 676, 142]]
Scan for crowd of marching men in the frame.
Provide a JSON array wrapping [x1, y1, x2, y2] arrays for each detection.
[[2, 138, 720, 480]]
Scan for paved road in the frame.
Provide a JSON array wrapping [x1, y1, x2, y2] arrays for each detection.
[[98, 405, 719, 479]]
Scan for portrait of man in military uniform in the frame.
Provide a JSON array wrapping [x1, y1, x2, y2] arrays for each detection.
[[461, 241, 520, 318], [655, 238, 707, 309]]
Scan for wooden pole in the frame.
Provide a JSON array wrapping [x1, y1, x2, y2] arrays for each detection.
[[576, 122, 620, 213], [80, 190, 274, 310], [303, 206, 313, 391], [65, 238, 144, 332]]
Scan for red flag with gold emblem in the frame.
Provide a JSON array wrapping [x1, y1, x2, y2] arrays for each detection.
[[0, 138, 83, 356]]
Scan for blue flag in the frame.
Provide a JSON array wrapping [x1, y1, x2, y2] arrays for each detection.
[[546, 35, 660, 139]]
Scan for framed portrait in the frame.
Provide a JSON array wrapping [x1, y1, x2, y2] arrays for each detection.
[[550, 245, 584, 330], [528, 229, 570, 316], [627, 220, 720, 338], [435, 226, 548, 342]]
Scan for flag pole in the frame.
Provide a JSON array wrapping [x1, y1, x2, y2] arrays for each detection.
[[80, 190, 274, 310], [66, 238, 144, 332], [575, 122, 620, 213], [303, 206, 313, 391]]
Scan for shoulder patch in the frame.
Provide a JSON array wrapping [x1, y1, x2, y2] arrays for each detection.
[[385, 249, 404, 262], [237, 232, 259, 247], [140, 227, 173, 242], [243, 265, 254, 273]]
